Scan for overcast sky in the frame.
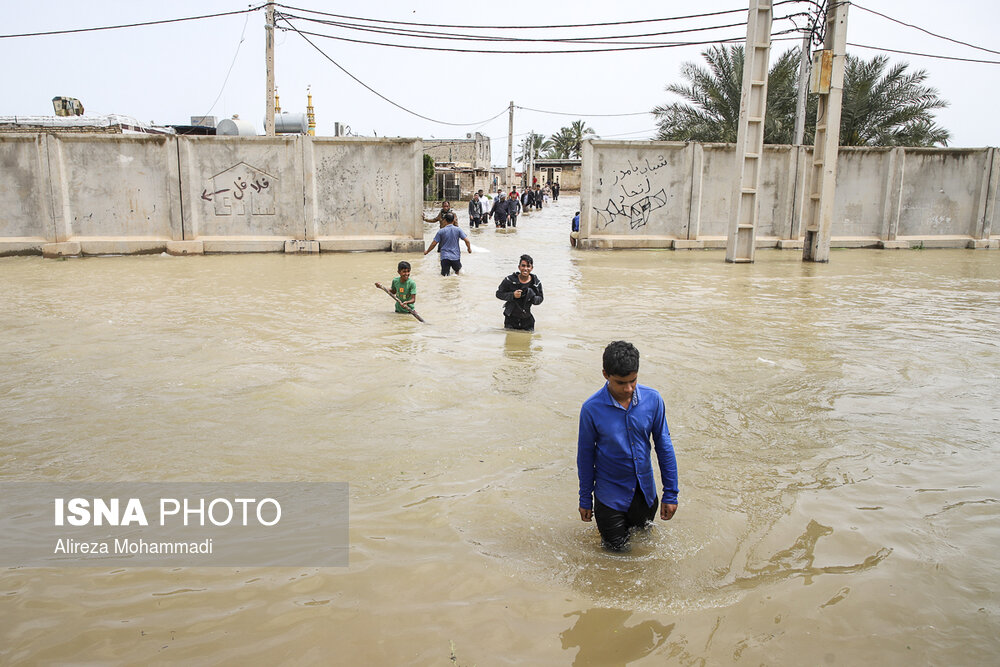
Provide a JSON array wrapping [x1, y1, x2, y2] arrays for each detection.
[[4, 1, 999, 166]]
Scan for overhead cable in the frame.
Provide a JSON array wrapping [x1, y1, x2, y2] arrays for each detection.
[[0, 5, 264, 39], [275, 20, 806, 55], [272, 11, 773, 45], [270, 3, 796, 30], [851, 3, 1000, 56], [277, 15, 511, 126], [847, 42, 1000, 65], [516, 106, 652, 118]]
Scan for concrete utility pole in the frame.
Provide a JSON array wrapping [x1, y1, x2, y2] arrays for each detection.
[[725, 0, 773, 263], [803, 1, 850, 262], [265, 2, 276, 136], [506, 101, 514, 189], [793, 31, 811, 146]]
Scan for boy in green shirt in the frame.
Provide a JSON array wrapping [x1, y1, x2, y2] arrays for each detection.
[[389, 261, 416, 314]]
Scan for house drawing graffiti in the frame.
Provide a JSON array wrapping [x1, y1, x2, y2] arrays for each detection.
[[201, 162, 277, 216]]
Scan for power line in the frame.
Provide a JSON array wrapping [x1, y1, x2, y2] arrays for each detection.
[[847, 42, 1000, 65], [277, 15, 511, 127], [516, 106, 652, 118], [200, 11, 252, 119], [0, 5, 265, 39], [272, 3, 781, 30], [851, 3, 1000, 57], [273, 10, 778, 45], [275, 21, 806, 55]]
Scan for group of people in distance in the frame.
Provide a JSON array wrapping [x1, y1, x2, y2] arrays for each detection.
[[464, 181, 558, 230]]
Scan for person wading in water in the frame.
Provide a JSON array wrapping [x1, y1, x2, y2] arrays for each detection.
[[495, 254, 543, 331]]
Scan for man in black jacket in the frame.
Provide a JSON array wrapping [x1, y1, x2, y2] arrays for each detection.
[[496, 254, 543, 331], [468, 192, 484, 229]]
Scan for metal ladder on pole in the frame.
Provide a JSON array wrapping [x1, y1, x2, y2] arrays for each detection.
[[726, 0, 773, 263]]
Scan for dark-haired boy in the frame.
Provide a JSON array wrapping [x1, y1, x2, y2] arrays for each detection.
[[389, 261, 416, 313], [424, 212, 471, 276], [576, 341, 678, 551], [495, 254, 543, 331]]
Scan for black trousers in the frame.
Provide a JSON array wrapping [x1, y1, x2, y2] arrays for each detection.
[[594, 486, 656, 551], [504, 314, 534, 331]]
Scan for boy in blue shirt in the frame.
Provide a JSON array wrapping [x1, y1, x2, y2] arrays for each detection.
[[577, 341, 678, 551]]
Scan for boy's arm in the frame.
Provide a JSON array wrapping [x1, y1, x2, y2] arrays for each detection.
[[577, 405, 598, 515], [651, 394, 678, 518], [495, 277, 515, 301]]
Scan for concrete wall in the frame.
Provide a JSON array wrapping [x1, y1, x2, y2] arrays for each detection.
[[0, 133, 424, 256], [580, 140, 1000, 250]]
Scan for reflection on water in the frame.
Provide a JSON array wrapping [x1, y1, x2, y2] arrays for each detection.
[[561, 608, 673, 666], [2, 197, 1000, 664]]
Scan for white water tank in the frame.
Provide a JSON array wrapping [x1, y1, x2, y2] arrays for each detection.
[[216, 118, 257, 136], [274, 113, 308, 134]]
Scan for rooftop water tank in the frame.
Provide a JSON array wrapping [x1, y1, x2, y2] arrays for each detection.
[[274, 113, 308, 134], [216, 118, 257, 136]]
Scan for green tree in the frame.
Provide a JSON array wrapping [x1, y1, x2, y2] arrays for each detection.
[[839, 54, 949, 146], [653, 45, 950, 147], [546, 120, 598, 159], [517, 132, 552, 164], [652, 45, 802, 144], [423, 153, 435, 187]]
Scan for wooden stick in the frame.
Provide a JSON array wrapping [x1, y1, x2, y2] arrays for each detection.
[[374, 282, 426, 323]]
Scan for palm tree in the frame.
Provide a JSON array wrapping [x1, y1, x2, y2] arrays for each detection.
[[652, 44, 802, 144], [653, 45, 950, 147], [839, 54, 949, 146], [517, 132, 551, 164], [546, 120, 598, 159]]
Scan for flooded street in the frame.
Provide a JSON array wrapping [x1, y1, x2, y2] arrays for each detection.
[[2, 195, 999, 665]]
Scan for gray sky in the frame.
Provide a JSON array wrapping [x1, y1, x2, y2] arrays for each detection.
[[4, 0, 999, 165]]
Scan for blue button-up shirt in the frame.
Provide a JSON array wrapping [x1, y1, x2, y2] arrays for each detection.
[[577, 383, 678, 512]]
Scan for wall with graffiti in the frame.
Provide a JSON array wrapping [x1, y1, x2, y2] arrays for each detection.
[[0, 133, 423, 255], [580, 140, 998, 250]]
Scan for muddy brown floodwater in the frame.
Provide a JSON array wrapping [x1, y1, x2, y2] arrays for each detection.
[[1, 195, 999, 665]]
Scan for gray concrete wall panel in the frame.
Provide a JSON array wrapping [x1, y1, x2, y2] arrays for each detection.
[[0, 134, 50, 241], [179, 136, 305, 239], [586, 141, 693, 238], [829, 147, 894, 238], [49, 134, 181, 241], [895, 149, 990, 237], [308, 137, 422, 238]]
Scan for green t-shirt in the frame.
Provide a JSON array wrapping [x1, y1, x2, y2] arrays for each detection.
[[390, 276, 416, 313]]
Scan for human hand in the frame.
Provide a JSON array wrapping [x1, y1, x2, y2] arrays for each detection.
[[513, 289, 522, 298], [661, 503, 677, 521], [579, 507, 593, 522]]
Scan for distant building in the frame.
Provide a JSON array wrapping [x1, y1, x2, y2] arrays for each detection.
[[530, 158, 582, 191], [423, 132, 493, 201], [0, 114, 173, 135]]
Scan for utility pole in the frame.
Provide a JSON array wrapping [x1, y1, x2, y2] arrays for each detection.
[[803, 1, 850, 262], [725, 0, 773, 263], [793, 31, 811, 145], [506, 101, 514, 189], [528, 131, 534, 188], [265, 2, 276, 136]]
